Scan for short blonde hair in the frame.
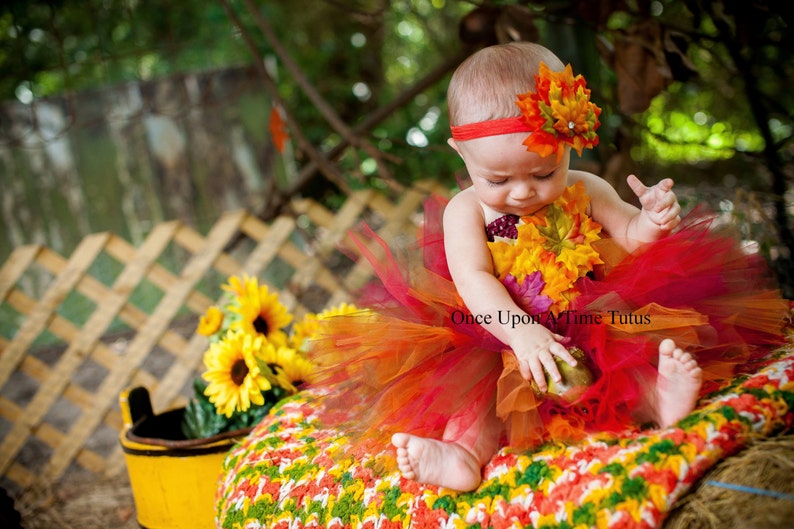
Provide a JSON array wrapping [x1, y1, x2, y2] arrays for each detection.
[[447, 42, 564, 127]]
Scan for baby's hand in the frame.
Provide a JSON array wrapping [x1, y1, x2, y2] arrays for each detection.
[[511, 325, 577, 392], [627, 175, 681, 232]]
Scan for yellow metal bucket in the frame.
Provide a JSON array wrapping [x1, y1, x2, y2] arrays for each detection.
[[119, 387, 250, 529]]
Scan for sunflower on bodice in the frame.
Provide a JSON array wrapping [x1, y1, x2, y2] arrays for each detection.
[[487, 181, 603, 315]]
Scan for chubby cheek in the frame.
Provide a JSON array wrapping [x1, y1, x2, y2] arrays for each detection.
[[539, 179, 566, 203], [480, 187, 509, 209]]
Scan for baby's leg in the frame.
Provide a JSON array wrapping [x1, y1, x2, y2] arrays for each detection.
[[653, 338, 702, 427], [391, 400, 500, 491]]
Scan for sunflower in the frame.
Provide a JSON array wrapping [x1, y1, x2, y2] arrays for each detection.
[[202, 330, 273, 417], [259, 344, 314, 391], [197, 306, 224, 336], [279, 352, 315, 389], [221, 275, 248, 297], [290, 303, 366, 351], [289, 314, 317, 351], [227, 275, 292, 345]]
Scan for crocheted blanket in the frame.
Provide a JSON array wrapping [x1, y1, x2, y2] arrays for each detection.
[[216, 339, 794, 529]]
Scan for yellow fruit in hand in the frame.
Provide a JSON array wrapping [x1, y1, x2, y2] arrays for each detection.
[[532, 347, 594, 403]]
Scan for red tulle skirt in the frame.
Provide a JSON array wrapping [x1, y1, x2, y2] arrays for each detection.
[[308, 195, 789, 449]]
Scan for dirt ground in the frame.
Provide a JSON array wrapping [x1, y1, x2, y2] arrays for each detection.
[[12, 472, 139, 529]]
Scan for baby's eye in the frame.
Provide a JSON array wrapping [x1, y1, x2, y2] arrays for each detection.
[[486, 179, 507, 187], [535, 171, 555, 180]]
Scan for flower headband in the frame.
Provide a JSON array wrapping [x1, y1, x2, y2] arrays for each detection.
[[450, 62, 602, 162]]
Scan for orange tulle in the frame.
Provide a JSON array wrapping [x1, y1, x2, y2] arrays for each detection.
[[497, 351, 546, 446], [307, 197, 789, 451]]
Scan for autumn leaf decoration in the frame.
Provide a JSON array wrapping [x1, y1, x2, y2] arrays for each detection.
[[488, 182, 603, 314], [515, 62, 601, 162], [269, 105, 289, 153]]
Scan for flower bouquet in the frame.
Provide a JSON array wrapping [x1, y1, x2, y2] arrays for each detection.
[[181, 274, 357, 439]]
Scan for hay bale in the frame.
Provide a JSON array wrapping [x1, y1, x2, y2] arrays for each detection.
[[664, 434, 794, 529]]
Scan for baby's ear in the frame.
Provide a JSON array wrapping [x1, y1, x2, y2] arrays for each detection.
[[447, 138, 462, 155]]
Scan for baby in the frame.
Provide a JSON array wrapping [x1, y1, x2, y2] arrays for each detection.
[[391, 42, 703, 491]]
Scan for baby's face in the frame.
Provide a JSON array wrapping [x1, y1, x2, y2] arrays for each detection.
[[455, 134, 570, 217]]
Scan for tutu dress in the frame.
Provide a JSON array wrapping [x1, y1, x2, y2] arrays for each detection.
[[307, 181, 789, 451]]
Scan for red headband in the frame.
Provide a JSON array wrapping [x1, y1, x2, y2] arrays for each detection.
[[449, 116, 534, 142], [448, 62, 601, 161]]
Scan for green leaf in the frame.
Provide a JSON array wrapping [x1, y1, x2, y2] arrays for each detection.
[[181, 378, 228, 439], [180, 378, 288, 439]]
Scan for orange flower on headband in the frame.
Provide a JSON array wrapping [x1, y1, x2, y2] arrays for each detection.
[[516, 62, 601, 161]]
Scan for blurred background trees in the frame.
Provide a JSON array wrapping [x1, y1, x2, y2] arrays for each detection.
[[1, 0, 792, 295]]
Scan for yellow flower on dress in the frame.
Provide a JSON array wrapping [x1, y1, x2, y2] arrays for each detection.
[[522, 182, 603, 275], [534, 211, 602, 277], [227, 275, 292, 345], [488, 239, 524, 280], [557, 180, 591, 214], [197, 305, 224, 336], [488, 182, 602, 313], [497, 240, 577, 313], [202, 329, 273, 417], [530, 244, 579, 303]]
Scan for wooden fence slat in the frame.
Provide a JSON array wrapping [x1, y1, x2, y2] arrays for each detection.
[[0, 224, 181, 480], [241, 214, 296, 276], [30, 233, 199, 360], [42, 210, 248, 481], [279, 243, 342, 295], [0, 245, 41, 303], [292, 198, 335, 228], [290, 189, 374, 294], [0, 396, 20, 422], [0, 235, 111, 477], [5, 463, 34, 490], [173, 221, 246, 279], [103, 228, 215, 316], [3, 285, 154, 380], [12, 276, 188, 371], [340, 186, 425, 293], [0, 233, 110, 392]]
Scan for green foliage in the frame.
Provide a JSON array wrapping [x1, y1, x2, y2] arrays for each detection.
[[3, 1, 790, 183], [3, 0, 792, 294], [181, 377, 281, 439], [181, 378, 230, 439], [0, 0, 244, 99]]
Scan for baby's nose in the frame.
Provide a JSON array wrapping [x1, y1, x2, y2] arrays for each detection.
[[511, 181, 534, 199]]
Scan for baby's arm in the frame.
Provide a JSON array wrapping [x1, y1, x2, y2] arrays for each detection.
[[583, 172, 681, 250], [443, 189, 576, 391], [625, 175, 681, 239]]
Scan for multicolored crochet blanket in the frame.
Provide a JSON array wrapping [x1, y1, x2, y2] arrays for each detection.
[[216, 339, 794, 529]]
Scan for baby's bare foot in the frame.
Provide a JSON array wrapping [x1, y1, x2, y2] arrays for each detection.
[[391, 432, 482, 491], [656, 338, 702, 427]]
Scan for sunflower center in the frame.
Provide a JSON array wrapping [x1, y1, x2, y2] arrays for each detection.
[[253, 315, 270, 335], [230, 359, 249, 386]]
